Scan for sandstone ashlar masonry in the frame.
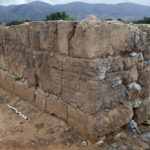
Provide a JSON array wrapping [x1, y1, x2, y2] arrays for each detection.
[[0, 15, 149, 142]]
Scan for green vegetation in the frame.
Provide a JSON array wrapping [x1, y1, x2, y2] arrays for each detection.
[[45, 12, 76, 21], [133, 17, 150, 24], [106, 19, 113, 21], [6, 19, 31, 26]]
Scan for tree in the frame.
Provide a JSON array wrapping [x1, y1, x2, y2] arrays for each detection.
[[45, 12, 75, 21], [133, 17, 150, 24]]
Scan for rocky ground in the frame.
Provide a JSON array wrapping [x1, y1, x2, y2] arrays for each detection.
[[0, 88, 150, 150]]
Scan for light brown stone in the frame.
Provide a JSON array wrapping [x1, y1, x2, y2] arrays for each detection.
[[123, 57, 138, 70], [68, 104, 96, 141], [0, 18, 149, 143], [123, 67, 138, 84], [34, 52, 63, 95], [58, 21, 77, 55], [94, 102, 133, 140], [0, 69, 14, 93], [29, 21, 58, 52], [46, 96, 67, 121], [134, 100, 150, 124], [13, 81, 35, 104], [138, 67, 150, 99], [68, 102, 133, 142], [0, 69, 35, 103], [71, 16, 146, 59]]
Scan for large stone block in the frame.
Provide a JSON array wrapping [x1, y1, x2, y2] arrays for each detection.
[[62, 56, 126, 114], [138, 67, 150, 99], [0, 69, 14, 93], [35, 88, 67, 120], [137, 24, 150, 60], [68, 102, 133, 142], [35, 88, 45, 110], [0, 18, 149, 143], [0, 69, 35, 103], [34, 52, 62, 95], [94, 102, 133, 140], [13, 81, 35, 104], [58, 21, 77, 55], [123, 67, 138, 84], [46, 95, 67, 121], [71, 16, 146, 59], [68, 105, 96, 141], [29, 21, 58, 52], [5, 47, 36, 85]]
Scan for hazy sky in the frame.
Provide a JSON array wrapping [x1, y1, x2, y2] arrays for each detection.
[[0, 0, 150, 6]]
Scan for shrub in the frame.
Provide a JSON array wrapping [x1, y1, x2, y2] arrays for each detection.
[[45, 12, 76, 21], [133, 17, 150, 24], [6, 19, 31, 26]]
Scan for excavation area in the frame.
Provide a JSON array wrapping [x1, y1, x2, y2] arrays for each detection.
[[0, 88, 83, 150], [1, 16, 150, 150], [0, 88, 150, 150]]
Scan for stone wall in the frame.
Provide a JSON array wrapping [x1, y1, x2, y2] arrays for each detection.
[[0, 15, 150, 142]]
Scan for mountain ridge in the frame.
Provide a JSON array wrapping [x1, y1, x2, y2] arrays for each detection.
[[1, 1, 150, 23]]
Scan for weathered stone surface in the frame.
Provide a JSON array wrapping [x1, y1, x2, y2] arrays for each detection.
[[137, 24, 150, 60], [0, 69, 14, 93], [13, 81, 35, 104], [138, 67, 150, 99], [123, 67, 138, 84], [35, 88, 67, 120], [58, 21, 77, 55], [29, 21, 58, 52], [46, 96, 67, 121], [62, 56, 126, 114], [94, 102, 133, 140], [71, 16, 146, 59], [0, 69, 35, 103], [7, 48, 36, 85], [0, 17, 150, 143], [68, 102, 133, 142], [134, 100, 150, 124], [34, 52, 62, 95], [123, 56, 138, 70], [68, 104, 96, 141]]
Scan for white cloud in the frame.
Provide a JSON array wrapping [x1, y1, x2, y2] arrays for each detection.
[[0, 0, 150, 6]]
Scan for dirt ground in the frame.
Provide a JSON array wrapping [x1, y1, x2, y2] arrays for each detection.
[[0, 88, 87, 150], [0, 88, 150, 150]]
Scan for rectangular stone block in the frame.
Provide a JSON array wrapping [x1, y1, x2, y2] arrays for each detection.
[[13, 81, 35, 104], [0, 69, 14, 93], [94, 102, 133, 139], [34, 52, 62, 95], [46, 96, 67, 121], [68, 102, 133, 142], [138, 67, 150, 99], [29, 21, 58, 52], [58, 21, 77, 55], [68, 105, 96, 141], [35, 88, 67, 120], [35, 88, 45, 110], [0, 43, 36, 85], [0, 69, 35, 103]]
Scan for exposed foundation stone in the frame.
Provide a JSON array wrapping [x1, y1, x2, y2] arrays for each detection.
[[0, 16, 150, 142]]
